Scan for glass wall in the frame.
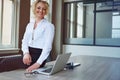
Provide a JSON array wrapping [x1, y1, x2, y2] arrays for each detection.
[[95, 1, 120, 46], [63, 0, 120, 47], [63, 2, 94, 45]]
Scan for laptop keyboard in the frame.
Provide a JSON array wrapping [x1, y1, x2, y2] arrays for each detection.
[[42, 68, 52, 73]]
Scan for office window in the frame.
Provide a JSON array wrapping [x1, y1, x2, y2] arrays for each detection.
[[95, 1, 120, 46], [0, 0, 19, 51], [63, 2, 94, 45], [63, 1, 120, 47], [112, 13, 120, 38]]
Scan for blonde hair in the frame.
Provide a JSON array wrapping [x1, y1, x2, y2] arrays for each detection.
[[32, 0, 49, 16]]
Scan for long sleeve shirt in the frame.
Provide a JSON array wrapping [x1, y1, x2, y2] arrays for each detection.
[[21, 19, 55, 65]]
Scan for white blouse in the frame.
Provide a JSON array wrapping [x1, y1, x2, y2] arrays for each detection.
[[21, 19, 55, 64]]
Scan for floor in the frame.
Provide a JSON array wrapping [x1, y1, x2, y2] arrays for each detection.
[[0, 55, 120, 80]]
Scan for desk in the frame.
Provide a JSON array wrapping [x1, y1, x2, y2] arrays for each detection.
[[0, 55, 120, 80]]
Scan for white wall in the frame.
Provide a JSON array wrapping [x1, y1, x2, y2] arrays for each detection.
[[63, 45, 120, 58]]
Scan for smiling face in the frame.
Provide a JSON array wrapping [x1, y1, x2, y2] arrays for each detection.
[[32, 1, 49, 20], [35, 2, 47, 19]]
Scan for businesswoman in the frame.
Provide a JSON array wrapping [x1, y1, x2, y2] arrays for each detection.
[[22, 0, 55, 72]]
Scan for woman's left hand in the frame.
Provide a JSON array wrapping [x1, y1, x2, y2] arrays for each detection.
[[26, 63, 40, 72]]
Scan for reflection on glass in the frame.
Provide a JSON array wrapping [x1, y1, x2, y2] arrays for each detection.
[[63, 2, 94, 44], [96, 2, 120, 46], [65, 3, 83, 38], [112, 13, 120, 38], [64, 1, 120, 46]]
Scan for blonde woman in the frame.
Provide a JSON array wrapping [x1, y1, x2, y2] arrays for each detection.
[[22, 0, 55, 72]]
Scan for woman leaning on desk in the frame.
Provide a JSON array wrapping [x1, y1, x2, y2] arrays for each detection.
[[21, 0, 55, 72]]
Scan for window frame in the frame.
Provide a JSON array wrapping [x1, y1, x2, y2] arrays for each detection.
[[63, 1, 120, 47], [0, 0, 20, 54]]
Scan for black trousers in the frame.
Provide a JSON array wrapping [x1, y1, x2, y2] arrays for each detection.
[[0, 47, 46, 72], [28, 47, 46, 67]]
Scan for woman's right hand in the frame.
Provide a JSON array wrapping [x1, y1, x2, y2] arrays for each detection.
[[23, 53, 32, 65]]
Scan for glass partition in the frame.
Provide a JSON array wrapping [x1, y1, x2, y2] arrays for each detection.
[[95, 1, 120, 46], [63, 0, 120, 47], [63, 2, 94, 45]]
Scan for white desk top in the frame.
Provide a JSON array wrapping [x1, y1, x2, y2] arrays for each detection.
[[0, 55, 120, 80]]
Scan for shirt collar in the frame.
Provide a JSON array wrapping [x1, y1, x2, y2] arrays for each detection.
[[30, 18, 46, 23]]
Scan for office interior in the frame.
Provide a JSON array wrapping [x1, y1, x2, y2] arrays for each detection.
[[0, 0, 120, 72]]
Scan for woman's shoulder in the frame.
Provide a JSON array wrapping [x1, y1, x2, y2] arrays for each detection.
[[25, 19, 35, 29], [43, 19, 54, 27], [26, 19, 35, 27], [29, 18, 35, 24]]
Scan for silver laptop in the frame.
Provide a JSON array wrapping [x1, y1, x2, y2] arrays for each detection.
[[32, 53, 71, 75]]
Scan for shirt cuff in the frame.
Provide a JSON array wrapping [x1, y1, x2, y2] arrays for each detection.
[[23, 50, 29, 55]]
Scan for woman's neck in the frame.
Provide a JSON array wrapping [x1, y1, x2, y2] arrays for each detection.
[[35, 17, 44, 23], [34, 17, 44, 29]]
